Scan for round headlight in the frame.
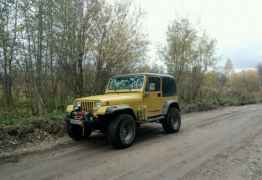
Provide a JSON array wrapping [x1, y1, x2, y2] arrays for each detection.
[[95, 101, 102, 108], [76, 101, 81, 107], [74, 101, 81, 111]]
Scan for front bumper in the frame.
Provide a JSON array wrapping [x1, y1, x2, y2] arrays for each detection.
[[69, 119, 84, 126], [65, 112, 106, 130]]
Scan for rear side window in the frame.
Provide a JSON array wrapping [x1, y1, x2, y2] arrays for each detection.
[[162, 77, 176, 97], [146, 77, 160, 92]]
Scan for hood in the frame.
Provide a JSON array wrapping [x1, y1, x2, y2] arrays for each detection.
[[75, 92, 143, 104]]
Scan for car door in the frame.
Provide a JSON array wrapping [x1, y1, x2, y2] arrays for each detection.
[[143, 76, 163, 118]]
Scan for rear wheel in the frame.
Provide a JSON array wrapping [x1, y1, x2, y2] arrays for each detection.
[[107, 114, 136, 149], [162, 107, 181, 133]]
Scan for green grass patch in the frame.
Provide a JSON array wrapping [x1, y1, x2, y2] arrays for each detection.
[[0, 111, 65, 127]]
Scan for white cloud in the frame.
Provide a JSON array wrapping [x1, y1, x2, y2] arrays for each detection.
[[132, 0, 262, 68]]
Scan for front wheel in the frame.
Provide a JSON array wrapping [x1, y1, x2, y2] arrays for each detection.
[[107, 114, 136, 149], [162, 107, 181, 133], [66, 122, 92, 141]]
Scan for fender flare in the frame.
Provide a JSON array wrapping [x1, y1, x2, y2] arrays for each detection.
[[105, 105, 137, 120], [162, 100, 180, 115]]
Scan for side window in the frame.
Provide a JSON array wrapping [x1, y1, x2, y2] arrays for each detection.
[[162, 77, 176, 97], [146, 77, 160, 92]]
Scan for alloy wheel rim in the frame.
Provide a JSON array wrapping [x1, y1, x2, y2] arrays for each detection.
[[120, 121, 134, 144], [171, 115, 178, 130]]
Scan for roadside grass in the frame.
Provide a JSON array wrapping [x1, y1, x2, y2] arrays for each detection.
[[0, 111, 64, 127], [181, 95, 262, 113], [0, 97, 65, 127]]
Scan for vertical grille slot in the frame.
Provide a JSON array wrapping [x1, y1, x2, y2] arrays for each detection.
[[81, 101, 95, 112]]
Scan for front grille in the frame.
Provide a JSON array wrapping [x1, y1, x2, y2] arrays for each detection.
[[81, 101, 95, 112]]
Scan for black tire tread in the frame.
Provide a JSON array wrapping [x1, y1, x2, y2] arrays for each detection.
[[162, 107, 181, 133], [107, 114, 136, 149], [66, 122, 92, 141]]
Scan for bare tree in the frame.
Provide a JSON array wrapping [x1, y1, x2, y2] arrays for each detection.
[[160, 18, 216, 102], [0, 0, 18, 107], [257, 63, 262, 88], [0, 0, 147, 114]]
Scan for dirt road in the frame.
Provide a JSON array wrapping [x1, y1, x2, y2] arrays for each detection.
[[1, 104, 262, 180]]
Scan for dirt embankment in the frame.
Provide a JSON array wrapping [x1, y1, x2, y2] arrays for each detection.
[[0, 119, 65, 154]]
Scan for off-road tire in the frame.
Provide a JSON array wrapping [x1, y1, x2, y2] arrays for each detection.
[[162, 107, 181, 133], [107, 114, 136, 149], [66, 123, 92, 141]]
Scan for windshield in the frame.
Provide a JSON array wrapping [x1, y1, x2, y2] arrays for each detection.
[[107, 75, 144, 91]]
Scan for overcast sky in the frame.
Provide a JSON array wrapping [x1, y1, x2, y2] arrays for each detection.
[[132, 0, 262, 69]]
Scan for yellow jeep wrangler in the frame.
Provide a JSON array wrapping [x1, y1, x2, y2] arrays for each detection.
[[65, 73, 181, 148]]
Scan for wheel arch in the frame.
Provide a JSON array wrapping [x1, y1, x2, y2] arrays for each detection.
[[162, 100, 180, 115], [106, 105, 137, 120], [169, 102, 180, 111]]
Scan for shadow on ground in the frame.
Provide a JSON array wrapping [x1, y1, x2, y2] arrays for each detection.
[[75, 123, 170, 150]]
